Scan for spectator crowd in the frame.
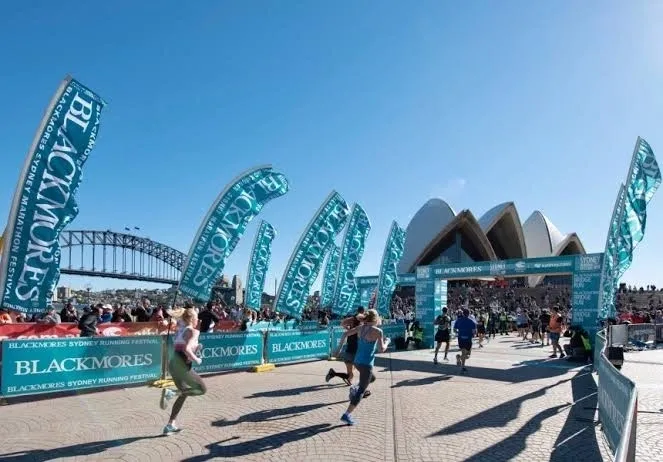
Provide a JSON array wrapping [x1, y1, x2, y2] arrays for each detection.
[[1, 279, 662, 332]]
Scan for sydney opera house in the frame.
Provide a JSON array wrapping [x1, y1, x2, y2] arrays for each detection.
[[398, 199, 585, 286]]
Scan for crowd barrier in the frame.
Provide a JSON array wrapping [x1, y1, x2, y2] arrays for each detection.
[[595, 329, 638, 462], [0, 321, 407, 399], [608, 323, 658, 349]]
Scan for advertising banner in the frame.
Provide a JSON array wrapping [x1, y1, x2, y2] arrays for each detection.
[[266, 329, 330, 364], [375, 221, 406, 316], [431, 255, 577, 279], [0, 77, 105, 314], [195, 331, 263, 372], [599, 138, 661, 319], [571, 254, 603, 338], [381, 322, 405, 351], [319, 244, 340, 309], [245, 220, 277, 310], [274, 191, 350, 318], [397, 274, 416, 285], [597, 352, 637, 451], [416, 254, 603, 348], [331, 326, 345, 353], [621, 137, 661, 254], [355, 274, 415, 309], [0, 321, 238, 341], [179, 166, 289, 301], [1, 335, 162, 397], [332, 204, 371, 316], [420, 279, 447, 348], [598, 185, 626, 319]]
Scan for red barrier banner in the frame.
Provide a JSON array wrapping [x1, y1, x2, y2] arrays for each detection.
[[0, 321, 238, 341]]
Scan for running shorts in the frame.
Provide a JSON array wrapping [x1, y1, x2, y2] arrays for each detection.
[[435, 329, 450, 343], [343, 351, 356, 363], [458, 338, 472, 351]]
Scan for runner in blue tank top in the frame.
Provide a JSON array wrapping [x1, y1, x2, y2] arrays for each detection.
[[334, 309, 390, 425]]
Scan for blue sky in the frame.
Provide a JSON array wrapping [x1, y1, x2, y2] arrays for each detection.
[[1, 2, 663, 292]]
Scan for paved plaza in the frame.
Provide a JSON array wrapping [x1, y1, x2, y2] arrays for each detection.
[[621, 349, 663, 462], [0, 336, 611, 462]]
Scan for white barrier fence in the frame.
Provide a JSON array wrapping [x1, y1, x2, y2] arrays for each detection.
[[608, 323, 659, 349]]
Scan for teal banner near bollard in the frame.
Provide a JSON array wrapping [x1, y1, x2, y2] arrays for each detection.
[[266, 329, 330, 364], [1, 336, 162, 397], [381, 322, 406, 351], [196, 332, 263, 372], [331, 327, 345, 352], [298, 320, 322, 330]]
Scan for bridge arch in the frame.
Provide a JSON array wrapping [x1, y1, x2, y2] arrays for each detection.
[[58, 230, 186, 285]]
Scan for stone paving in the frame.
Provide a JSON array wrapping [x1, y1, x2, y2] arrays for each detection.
[[621, 349, 663, 462], [0, 336, 611, 462]]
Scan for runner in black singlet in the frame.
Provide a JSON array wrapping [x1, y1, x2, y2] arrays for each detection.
[[433, 307, 451, 364]]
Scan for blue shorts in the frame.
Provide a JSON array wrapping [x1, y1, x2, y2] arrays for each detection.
[[549, 332, 561, 342]]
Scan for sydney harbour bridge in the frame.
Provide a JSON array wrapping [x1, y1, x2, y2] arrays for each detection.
[[59, 230, 185, 285]]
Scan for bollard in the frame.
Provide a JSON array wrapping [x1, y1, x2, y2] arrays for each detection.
[[250, 330, 275, 373]]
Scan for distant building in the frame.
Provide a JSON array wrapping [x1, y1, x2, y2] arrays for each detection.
[[232, 275, 244, 305], [212, 274, 244, 306], [398, 200, 585, 286], [57, 286, 72, 300]]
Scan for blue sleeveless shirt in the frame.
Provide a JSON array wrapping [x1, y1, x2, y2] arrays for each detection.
[[354, 325, 378, 367]]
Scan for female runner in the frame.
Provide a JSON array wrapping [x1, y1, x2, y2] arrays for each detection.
[[160, 307, 207, 435], [476, 312, 486, 348], [334, 309, 390, 425]]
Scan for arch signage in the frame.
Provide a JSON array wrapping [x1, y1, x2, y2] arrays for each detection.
[[415, 254, 603, 348]]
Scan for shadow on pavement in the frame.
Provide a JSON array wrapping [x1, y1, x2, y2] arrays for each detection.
[[244, 383, 344, 399], [428, 376, 573, 438], [550, 371, 604, 461], [428, 370, 606, 461], [181, 423, 341, 461], [391, 375, 452, 388], [464, 405, 569, 462], [211, 401, 345, 427], [376, 356, 569, 383], [512, 343, 547, 350], [0, 436, 161, 462]]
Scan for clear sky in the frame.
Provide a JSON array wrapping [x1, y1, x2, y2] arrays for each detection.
[[1, 1, 663, 293]]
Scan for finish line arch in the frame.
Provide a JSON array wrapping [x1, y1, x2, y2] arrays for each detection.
[[414, 253, 604, 349]]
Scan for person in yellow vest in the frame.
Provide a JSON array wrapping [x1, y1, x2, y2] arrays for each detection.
[[498, 310, 508, 335]]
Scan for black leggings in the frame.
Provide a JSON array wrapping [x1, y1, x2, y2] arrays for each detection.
[[350, 364, 373, 406], [169, 353, 207, 421], [331, 367, 376, 384]]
